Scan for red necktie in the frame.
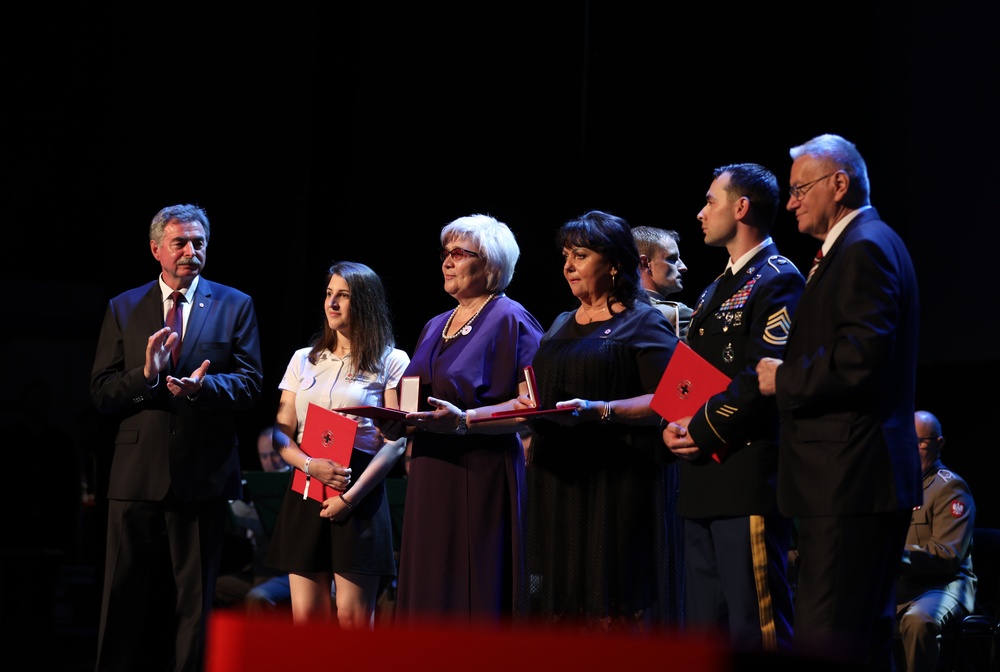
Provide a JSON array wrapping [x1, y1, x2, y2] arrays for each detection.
[[807, 249, 824, 283], [166, 291, 184, 366]]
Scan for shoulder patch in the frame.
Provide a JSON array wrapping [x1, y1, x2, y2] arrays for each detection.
[[763, 306, 792, 345], [951, 500, 966, 518], [938, 469, 954, 482]]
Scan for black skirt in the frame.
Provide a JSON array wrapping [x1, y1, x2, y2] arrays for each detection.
[[265, 449, 396, 577]]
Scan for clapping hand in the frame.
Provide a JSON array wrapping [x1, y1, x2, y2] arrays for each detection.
[[166, 360, 210, 398], [144, 327, 179, 380]]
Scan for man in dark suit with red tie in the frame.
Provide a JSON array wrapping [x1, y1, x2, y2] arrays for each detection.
[[756, 134, 921, 669], [91, 204, 263, 671]]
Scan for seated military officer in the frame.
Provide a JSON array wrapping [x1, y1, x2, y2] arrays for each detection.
[[895, 410, 977, 672]]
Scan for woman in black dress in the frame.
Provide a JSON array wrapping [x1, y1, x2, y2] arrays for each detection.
[[525, 210, 680, 630]]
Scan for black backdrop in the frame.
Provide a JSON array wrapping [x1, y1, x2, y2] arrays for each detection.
[[4, 3, 998, 531]]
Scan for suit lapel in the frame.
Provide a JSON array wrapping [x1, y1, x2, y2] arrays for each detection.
[[140, 282, 165, 337], [788, 208, 880, 338], [802, 207, 878, 296]]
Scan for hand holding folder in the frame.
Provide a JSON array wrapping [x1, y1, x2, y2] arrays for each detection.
[[651, 342, 732, 463], [291, 403, 357, 503]]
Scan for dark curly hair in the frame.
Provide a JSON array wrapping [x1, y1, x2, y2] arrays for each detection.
[[556, 210, 646, 311]]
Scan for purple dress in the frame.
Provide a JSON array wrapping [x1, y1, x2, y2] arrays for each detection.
[[395, 294, 543, 623]]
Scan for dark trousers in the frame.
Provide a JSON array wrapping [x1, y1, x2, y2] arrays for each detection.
[[96, 497, 227, 672], [793, 510, 911, 670], [684, 514, 794, 652]]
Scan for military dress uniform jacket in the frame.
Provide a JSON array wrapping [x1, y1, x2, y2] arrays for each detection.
[[680, 244, 804, 518], [896, 460, 977, 612]]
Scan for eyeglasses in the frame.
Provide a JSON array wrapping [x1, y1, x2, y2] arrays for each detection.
[[917, 436, 940, 447], [788, 172, 836, 200], [440, 247, 481, 262]]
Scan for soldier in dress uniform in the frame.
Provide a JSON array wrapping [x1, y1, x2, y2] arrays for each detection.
[[662, 162, 804, 652], [895, 410, 977, 672]]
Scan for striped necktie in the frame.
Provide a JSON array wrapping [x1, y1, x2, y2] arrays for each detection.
[[166, 291, 184, 366], [807, 249, 824, 283]]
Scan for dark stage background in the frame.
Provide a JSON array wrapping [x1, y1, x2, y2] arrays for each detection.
[[1, 3, 998, 665]]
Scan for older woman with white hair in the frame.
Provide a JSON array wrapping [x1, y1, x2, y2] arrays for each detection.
[[389, 213, 543, 624]]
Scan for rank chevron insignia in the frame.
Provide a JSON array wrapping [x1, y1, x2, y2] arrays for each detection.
[[763, 307, 792, 345]]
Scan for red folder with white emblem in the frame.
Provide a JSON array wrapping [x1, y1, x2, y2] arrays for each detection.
[[651, 341, 732, 463], [291, 403, 357, 503]]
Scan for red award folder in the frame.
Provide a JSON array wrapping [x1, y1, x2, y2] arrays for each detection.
[[651, 341, 732, 463], [291, 403, 357, 503]]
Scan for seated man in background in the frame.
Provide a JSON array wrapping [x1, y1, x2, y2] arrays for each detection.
[[215, 427, 293, 613], [895, 410, 977, 672]]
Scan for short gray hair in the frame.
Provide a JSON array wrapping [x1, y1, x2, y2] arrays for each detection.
[[149, 204, 211, 245], [790, 134, 870, 207], [441, 214, 521, 293]]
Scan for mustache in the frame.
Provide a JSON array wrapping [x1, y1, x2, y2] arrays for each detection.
[[177, 258, 202, 267]]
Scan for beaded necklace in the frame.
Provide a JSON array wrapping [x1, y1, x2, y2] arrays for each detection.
[[441, 293, 498, 341]]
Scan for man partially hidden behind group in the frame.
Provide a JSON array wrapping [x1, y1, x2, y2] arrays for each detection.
[[757, 134, 921, 669], [91, 204, 263, 671], [631, 224, 692, 624], [632, 226, 692, 341]]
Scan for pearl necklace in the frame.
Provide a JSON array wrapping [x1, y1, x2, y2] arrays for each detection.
[[442, 293, 498, 341], [580, 303, 609, 323]]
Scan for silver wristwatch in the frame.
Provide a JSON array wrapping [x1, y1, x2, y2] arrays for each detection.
[[455, 412, 468, 435]]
